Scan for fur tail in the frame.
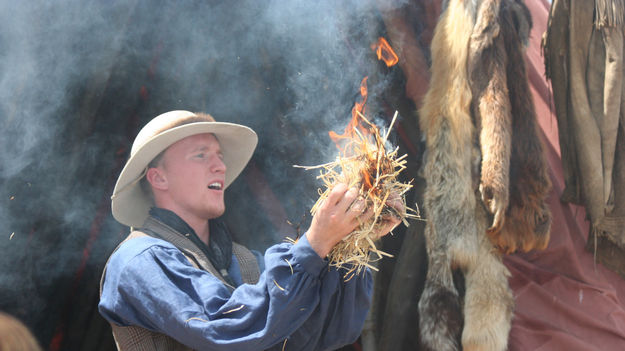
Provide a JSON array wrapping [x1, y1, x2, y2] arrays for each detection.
[[419, 279, 463, 351], [462, 215, 514, 351]]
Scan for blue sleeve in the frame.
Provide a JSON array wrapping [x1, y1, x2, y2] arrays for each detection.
[[281, 261, 373, 350], [99, 234, 372, 351]]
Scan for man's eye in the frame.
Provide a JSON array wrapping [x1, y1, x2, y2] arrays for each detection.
[[196, 153, 206, 159]]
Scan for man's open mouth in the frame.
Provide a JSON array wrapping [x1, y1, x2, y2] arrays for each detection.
[[208, 182, 223, 190]]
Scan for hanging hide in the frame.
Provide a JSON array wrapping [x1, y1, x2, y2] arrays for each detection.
[[418, 0, 551, 350], [544, 0, 625, 278]]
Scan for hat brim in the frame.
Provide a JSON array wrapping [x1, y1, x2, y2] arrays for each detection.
[[111, 122, 257, 228]]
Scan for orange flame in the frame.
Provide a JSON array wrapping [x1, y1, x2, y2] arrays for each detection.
[[328, 76, 377, 189], [326, 37, 398, 190], [329, 76, 370, 147], [371, 37, 398, 67], [328, 37, 398, 147]]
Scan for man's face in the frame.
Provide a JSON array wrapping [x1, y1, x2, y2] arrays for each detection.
[[157, 133, 227, 220]]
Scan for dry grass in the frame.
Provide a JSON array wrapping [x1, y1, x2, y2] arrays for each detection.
[[296, 111, 418, 279]]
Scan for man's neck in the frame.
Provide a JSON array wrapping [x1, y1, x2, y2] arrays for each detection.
[[184, 216, 210, 245], [155, 205, 210, 245]]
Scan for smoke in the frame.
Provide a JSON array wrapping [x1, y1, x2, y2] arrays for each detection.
[[0, 0, 405, 344], [0, 1, 139, 339]]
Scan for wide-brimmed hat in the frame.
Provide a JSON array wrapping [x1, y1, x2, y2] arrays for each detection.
[[111, 110, 257, 228]]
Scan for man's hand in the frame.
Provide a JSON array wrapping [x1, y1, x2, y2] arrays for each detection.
[[307, 184, 406, 258], [376, 192, 404, 239], [307, 184, 373, 258]]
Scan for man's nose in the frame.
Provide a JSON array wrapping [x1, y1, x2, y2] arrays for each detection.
[[211, 156, 226, 174]]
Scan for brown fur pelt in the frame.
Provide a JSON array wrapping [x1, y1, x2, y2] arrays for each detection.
[[418, 0, 551, 350], [468, 0, 552, 254]]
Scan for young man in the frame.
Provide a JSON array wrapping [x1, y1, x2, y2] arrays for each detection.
[[99, 110, 401, 350]]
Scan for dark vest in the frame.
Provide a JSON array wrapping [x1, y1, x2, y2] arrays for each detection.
[[100, 216, 261, 351]]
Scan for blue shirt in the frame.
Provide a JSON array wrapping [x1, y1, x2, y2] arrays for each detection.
[[98, 234, 372, 350]]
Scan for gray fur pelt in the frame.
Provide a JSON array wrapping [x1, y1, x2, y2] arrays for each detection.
[[418, 0, 551, 350]]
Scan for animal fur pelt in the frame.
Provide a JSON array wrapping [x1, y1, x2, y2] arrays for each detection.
[[418, 0, 552, 350]]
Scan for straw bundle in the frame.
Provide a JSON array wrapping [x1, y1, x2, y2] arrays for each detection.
[[297, 112, 417, 279]]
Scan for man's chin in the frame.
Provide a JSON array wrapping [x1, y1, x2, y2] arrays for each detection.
[[205, 207, 225, 220]]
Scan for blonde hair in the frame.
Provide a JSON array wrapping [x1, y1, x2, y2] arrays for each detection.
[[0, 312, 42, 351]]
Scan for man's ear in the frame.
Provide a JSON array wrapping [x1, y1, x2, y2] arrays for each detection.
[[146, 167, 168, 191]]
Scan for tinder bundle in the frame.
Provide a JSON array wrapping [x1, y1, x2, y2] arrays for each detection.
[[417, 0, 551, 350], [302, 113, 415, 279]]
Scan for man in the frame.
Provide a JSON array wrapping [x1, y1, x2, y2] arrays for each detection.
[[99, 110, 401, 350]]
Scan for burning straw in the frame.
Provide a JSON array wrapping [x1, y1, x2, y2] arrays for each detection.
[[296, 111, 418, 279]]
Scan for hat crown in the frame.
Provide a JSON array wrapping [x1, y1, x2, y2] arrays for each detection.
[[131, 110, 215, 156]]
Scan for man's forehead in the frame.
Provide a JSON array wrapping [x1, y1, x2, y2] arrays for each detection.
[[180, 133, 219, 145], [168, 133, 221, 151]]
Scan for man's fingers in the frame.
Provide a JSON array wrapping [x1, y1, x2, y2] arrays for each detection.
[[336, 187, 359, 213], [355, 206, 375, 223], [324, 183, 349, 208], [386, 197, 404, 215], [348, 196, 366, 214]]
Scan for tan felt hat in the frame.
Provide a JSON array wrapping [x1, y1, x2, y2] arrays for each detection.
[[111, 110, 257, 228]]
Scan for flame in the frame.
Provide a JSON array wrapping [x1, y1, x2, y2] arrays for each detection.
[[329, 76, 370, 146], [326, 37, 398, 190], [329, 37, 398, 147], [328, 76, 378, 189], [371, 37, 398, 67]]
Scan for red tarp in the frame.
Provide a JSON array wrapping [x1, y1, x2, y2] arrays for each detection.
[[504, 1, 625, 349]]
